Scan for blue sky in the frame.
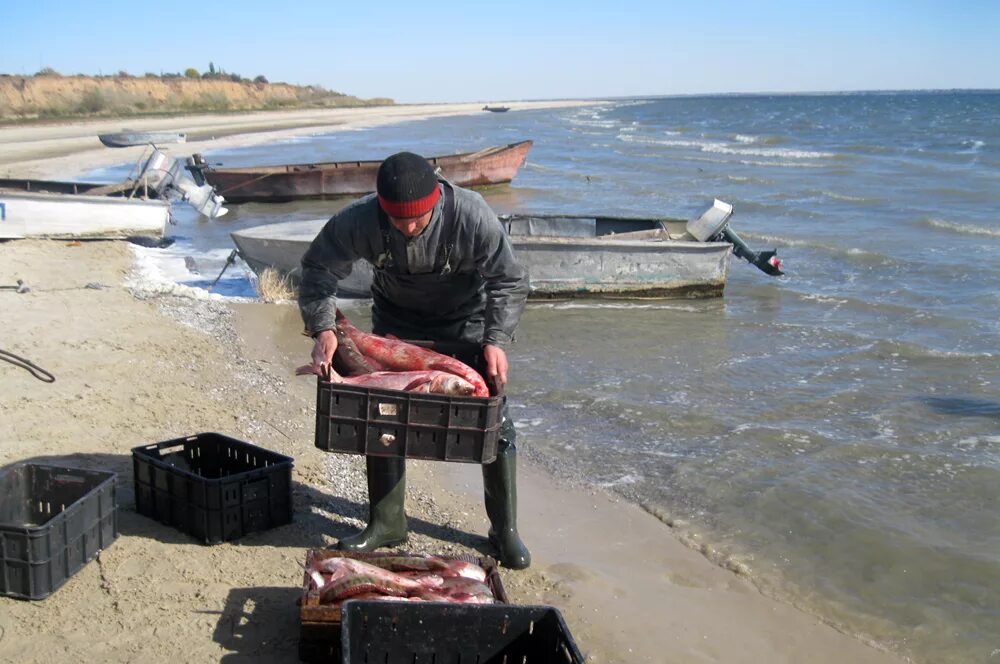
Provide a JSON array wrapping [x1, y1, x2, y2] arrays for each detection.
[[1, 1, 998, 103]]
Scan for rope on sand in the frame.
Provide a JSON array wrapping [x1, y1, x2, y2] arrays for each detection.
[[0, 349, 55, 383]]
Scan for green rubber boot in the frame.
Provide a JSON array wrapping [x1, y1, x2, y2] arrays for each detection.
[[338, 456, 408, 551], [482, 418, 531, 569]]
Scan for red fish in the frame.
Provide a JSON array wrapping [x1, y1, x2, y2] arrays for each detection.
[[335, 310, 490, 397], [307, 557, 443, 602], [342, 371, 476, 396]]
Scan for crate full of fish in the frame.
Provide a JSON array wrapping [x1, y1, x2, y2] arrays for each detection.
[[312, 312, 503, 464], [0, 464, 118, 600], [298, 550, 507, 663], [341, 600, 586, 664]]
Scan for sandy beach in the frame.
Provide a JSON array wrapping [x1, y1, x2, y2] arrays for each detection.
[[0, 104, 908, 663]]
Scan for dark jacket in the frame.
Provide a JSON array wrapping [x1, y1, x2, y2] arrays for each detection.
[[298, 182, 529, 347]]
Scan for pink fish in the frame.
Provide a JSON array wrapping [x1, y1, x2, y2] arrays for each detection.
[[335, 310, 490, 397], [341, 371, 476, 396], [307, 557, 444, 603]]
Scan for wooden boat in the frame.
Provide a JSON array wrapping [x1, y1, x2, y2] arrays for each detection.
[[199, 140, 533, 204], [0, 190, 170, 239], [230, 202, 782, 299], [483, 105, 510, 113], [98, 131, 187, 148]]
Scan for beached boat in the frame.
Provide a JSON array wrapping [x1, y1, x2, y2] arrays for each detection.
[[0, 149, 228, 239], [0, 177, 156, 197], [98, 131, 187, 148], [0, 191, 170, 239], [229, 200, 782, 299], [483, 105, 510, 113], [198, 140, 533, 203]]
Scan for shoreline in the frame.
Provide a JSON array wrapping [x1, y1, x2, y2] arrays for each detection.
[[0, 107, 908, 663], [0, 100, 600, 180]]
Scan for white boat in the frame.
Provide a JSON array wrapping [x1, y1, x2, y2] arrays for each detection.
[[0, 148, 228, 240], [230, 200, 783, 299], [98, 131, 187, 148], [0, 191, 169, 239]]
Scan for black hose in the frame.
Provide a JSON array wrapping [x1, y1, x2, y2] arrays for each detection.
[[0, 349, 55, 383]]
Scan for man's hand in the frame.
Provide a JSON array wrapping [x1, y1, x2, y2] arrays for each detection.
[[483, 344, 509, 387], [295, 329, 339, 379]]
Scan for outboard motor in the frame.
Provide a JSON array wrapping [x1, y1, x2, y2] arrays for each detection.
[[686, 199, 783, 276], [185, 153, 209, 187], [136, 149, 228, 219]]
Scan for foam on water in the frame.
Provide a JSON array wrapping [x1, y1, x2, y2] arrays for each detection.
[[126, 243, 256, 301], [924, 217, 1000, 237]]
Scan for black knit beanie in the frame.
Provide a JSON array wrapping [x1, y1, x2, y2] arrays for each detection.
[[376, 152, 441, 217]]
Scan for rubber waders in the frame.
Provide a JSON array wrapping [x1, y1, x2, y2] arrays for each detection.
[[337, 455, 408, 551], [482, 434, 531, 569]]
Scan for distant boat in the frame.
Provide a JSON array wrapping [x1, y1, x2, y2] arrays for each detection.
[[229, 200, 783, 299], [483, 105, 510, 113], [98, 131, 187, 148], [198, 140, 533, 204]]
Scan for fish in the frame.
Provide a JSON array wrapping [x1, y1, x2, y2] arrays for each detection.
[[360, 554, 488, 581], [296, 324, 383, 380], [307, 557, 444, 602], [341, 371, 476, 396], [414, 577, 496, 604], [335, 310, 490, 397]]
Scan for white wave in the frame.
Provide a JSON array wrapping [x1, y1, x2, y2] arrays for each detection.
[[712, 145, 834, 159], [925, 218, 1000, 238], [618, 133, 833, 159], [799, 293, 849, 305], [528, 302, 704, 312], [737, 159, 826, 168], [959, 139, 985, 154], [820, 191, 879, 203], [598, 473, 643, 488], [734, 134, 759, 144]]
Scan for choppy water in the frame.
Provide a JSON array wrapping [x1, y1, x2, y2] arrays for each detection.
[[99, 92, 1000, 663]]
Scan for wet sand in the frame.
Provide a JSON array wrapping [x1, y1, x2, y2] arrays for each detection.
[[0, 106, 906, 663]]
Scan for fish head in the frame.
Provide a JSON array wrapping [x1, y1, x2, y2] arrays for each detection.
[[431, 374, 475, 396]]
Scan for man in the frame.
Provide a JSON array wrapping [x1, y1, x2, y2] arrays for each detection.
[[298, 151, 532, 569]]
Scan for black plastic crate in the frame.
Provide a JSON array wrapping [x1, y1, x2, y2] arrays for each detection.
[[132, 432, 293, 544], [299, 551, 508, 663], [341, 601, 585, 664], [0, 464, 118, 600], [315, 342, 503, 464]]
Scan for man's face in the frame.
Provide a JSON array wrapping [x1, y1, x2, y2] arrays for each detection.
[[388, 210, 433, 238]]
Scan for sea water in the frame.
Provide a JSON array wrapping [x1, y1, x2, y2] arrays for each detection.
[[96, 91, 1000, 663]]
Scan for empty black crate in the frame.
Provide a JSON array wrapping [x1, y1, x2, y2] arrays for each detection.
[[132, 433, 293, 544], [341, 601, 585, 664], [0, 464, 118, 600]]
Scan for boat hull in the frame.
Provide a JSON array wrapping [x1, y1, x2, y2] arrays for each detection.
[[205, 141, 533, 203], [98, 132, 186, 148], [0, 191, 169, 239], [230, 214, 732, 300]]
